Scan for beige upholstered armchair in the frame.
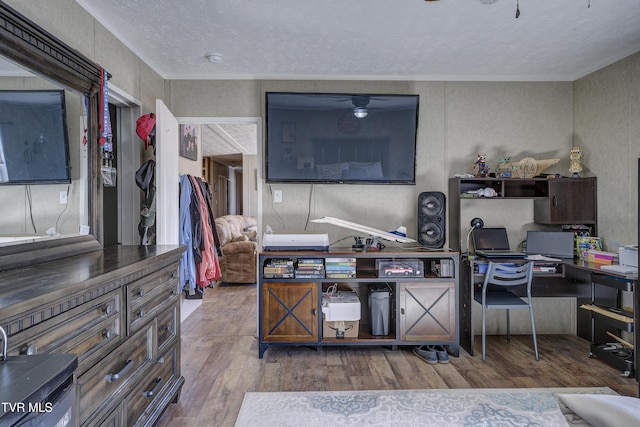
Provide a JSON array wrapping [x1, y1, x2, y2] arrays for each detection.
[[214, 215, 258, 284]]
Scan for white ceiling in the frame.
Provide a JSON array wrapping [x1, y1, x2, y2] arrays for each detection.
[[76, 0, 640, 81], [73, 0, 640, 158], [200, 122, 257, 163]]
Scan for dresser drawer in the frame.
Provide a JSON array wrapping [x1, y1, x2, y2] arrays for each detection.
[[124, 346, 178, 426], [7, 291, 121, 369], [156, 304, 178, 355], [126, 264, 178, 308], [127, 267, 179, 334], [78, 322, 154, 425], [93, 404, 123, 427]]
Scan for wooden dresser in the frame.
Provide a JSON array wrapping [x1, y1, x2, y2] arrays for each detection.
[[0, 245, 185, 426]]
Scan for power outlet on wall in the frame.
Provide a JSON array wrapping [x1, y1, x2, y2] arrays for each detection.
[[59, 191, 68, 204], [273, 190, 282, 203]]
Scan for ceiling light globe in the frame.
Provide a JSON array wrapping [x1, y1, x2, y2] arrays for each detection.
[[353, 107, 368, 118]]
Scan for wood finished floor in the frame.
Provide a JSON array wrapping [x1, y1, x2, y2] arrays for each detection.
[[156, 282, 638, 427]]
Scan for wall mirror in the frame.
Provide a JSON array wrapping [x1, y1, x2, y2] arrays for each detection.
[[0, 3, 103, 269]]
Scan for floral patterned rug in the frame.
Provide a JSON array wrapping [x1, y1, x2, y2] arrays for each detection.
[[235, 387, 616, 426]]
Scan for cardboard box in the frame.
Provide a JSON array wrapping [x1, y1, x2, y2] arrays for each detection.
[[322, 319, 359, 339]]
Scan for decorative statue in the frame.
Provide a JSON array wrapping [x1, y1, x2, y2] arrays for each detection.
[[569, 146, 583, 177], [495, 157, 512, 177], [474, 154, 490, 177], [511, 157, 560, 178]]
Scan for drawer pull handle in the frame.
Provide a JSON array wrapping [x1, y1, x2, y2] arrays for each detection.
[[165, 323, 173, 332], [137, 289, 145, 297], [21, 343, 37, 355], [400, 308, 405, 315], [108, 358, 134, 383], [552, 195, 558, 208], [103, 305, 114, 315], [103, 329, 116, 340], [157, 357, 165, 364], [138, 309, 146, 319], [312, 309, 317, 316], [144, 377, 163, 398]]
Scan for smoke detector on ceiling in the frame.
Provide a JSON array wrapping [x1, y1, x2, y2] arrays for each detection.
[[205, 53, 223, 63]]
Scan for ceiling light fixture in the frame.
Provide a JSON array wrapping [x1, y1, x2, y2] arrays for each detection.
[[353, 107, 368, 119], [205, 53, 223, 63]]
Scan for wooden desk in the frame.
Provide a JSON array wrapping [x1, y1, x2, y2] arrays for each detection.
[[459, 256, 637, 381]]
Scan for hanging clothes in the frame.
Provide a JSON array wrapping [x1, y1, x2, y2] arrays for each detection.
[[179, 174, 221, 293], [188, 175, 221, 287], [179, 174, 197, 293], [136, 159, 156, 245]]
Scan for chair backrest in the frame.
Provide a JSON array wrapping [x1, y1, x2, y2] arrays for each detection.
[[482, 261, 535, 294]]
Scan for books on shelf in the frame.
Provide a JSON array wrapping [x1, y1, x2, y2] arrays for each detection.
[[325, 257, 357, 278], [295, 258, 325, 278], [263, 258, 294, 279]]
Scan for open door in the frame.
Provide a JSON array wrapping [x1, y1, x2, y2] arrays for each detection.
[[155, 99, 180, 245]]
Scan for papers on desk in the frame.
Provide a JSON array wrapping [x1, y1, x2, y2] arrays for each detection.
[[600, 264, 638, 274], [526, 254, 562, 262]]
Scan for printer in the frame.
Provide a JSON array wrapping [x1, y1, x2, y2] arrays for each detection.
[[619, 245, 638, 268], [262, 232, 330, 251]]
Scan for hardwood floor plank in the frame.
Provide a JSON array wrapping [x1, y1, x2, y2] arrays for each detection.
[[155, 281, 638, 427]]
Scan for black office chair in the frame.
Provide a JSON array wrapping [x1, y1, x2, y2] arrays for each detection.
[[474, 261, 539, 362]]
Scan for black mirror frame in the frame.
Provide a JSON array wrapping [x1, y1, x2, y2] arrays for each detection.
[[0, 2, 104, 269]]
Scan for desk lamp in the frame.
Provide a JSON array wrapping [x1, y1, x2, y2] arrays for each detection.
[[466, 217, 484, 254]]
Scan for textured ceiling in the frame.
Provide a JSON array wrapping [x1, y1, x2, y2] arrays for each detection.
[[72, 0, 640, 159], [75, 0, 640, 81], [201, 122, 257, 163]]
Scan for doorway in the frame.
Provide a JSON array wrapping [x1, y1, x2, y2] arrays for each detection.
[[179, 117, 259, 218], [102, 85, 142, 246]]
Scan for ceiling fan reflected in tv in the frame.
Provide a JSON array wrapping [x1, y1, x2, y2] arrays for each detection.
[[265, 92, 419, 185]]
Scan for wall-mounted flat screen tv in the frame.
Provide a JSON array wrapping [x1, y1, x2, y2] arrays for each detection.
[[0, 90, 71, 185], [265, 92, 419, 184]]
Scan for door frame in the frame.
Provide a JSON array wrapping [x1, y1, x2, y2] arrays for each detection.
[[107, 84, 142, 245]]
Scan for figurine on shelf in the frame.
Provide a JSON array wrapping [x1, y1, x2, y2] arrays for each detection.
[[495, 156, 512, 177], [569, 146, 583, 177], [473, 154, 490, 177], [511, 157, 560, 178]]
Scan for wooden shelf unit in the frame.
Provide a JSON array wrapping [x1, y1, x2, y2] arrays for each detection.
[[258, 249, 460, 358], [448, 176, 597, 251]]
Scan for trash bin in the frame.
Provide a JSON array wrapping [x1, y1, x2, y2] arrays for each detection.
[[369, 288, 390, 336]]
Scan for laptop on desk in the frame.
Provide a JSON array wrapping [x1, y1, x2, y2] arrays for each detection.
[[472, 227, 526, 258], [526, 231, 575, 260]]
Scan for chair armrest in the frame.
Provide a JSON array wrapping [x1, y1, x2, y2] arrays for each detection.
[[221, 241, 257, 255]]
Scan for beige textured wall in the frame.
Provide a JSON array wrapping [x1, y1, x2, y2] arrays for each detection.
[[574, 53, 640, 251], [168, 79, 574, 247], [5, 0, 165, 112]]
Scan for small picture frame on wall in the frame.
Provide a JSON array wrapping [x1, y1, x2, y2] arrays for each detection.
[[282, 121, 296, 143], [180, 124, 198, 161]]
